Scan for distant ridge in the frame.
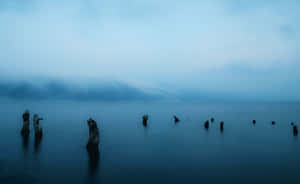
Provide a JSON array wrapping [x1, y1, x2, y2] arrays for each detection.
[[0, 80, 161, 101]]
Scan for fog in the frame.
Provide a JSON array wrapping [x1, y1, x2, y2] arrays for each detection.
[[1, 0, 300, 101], [0, 80, 161, 101]]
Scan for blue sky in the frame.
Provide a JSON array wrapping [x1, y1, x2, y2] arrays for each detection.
[[0, 0, 300, 101]]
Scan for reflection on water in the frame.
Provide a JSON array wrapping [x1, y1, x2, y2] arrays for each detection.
[[87, 146, 100, 177], [34, 135, 42, 154], [1, 101, 300, 184], [21, 134, 29, 156]]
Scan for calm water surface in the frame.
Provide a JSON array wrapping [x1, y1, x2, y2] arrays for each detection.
[[1, 100, 300, 184]]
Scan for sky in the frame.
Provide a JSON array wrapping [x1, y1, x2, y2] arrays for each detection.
[[0, 0, 300, 101]]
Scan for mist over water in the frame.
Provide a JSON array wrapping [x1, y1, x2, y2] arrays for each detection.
[[0, 80, 160, 101], [1, 100, 300, 184], [1, 1, 300, 183], [1, 0, 300, 101]]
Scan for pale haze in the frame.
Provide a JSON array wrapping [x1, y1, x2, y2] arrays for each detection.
[[1, 0, 300, 101]]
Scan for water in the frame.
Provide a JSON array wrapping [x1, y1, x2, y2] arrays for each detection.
[[1, 100, 300, 184]]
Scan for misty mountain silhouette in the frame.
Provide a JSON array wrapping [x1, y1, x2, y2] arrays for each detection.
[[0, 80, 160, 101]]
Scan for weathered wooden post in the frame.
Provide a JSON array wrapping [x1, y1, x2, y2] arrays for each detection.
[[142, 115, 149, 127], [86, 118, 100, 175], [33, 114, 43, 138], [204, 120, 209, 129], [174, 115, 180, 123], [293, 125, 298, 136], [86, 118, 100, 151], [220, 121, 224, 132], [21, 110, 30, 136]]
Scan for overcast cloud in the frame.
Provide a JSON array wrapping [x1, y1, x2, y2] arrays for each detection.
[[0, 0, 299, 101]]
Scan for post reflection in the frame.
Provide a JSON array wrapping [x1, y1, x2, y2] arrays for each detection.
[[21, 134, 29, 155], [87, 145, 100, 176], [34, 134, 42, 154]]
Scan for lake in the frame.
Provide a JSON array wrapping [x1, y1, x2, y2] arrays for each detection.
[[0, 99, 300, 184]]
